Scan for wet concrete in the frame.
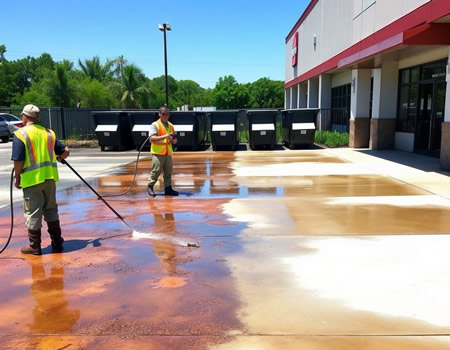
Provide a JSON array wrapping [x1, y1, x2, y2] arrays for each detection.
[[1, 150, 450, 349]]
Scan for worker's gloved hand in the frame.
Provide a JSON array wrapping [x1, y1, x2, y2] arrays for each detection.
[[170, 133, 177, 140]]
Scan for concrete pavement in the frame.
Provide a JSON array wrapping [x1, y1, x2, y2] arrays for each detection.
[[1, 147, 450, 349], [0, 147, 147, 209]]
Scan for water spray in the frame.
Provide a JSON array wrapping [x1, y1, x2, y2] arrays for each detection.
[[61, 159, 200, 248]]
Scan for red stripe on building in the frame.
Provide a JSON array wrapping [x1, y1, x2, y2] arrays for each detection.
[[285, 0, 319, 43], [285, 0, 450, 89]]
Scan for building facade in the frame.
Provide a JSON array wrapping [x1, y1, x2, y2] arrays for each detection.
[[285, 0, 450, 168]]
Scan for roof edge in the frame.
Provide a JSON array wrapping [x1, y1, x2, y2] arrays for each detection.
[[285, 0, 320, 43]]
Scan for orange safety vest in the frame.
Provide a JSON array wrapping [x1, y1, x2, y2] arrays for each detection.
[[151, 119, 175, 155]]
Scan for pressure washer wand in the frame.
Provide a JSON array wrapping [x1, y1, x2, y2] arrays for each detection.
[[61, 159, 132, 229]]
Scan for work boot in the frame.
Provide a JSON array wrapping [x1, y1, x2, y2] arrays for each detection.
[[147, 184, 156, 197], [164, 186, 179, 196], [47, 220, 64, 253], [21, 229, 42, 255]]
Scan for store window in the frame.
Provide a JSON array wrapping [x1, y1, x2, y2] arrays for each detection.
[[331, 84, 351, 132], [421, 61, 446, 81], [396, 59, 446, 133], [331, 84, 351, 109], [397, 68, 418, 133]]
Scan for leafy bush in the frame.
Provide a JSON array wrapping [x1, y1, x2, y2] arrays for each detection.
[[315, 130, 348, 148]]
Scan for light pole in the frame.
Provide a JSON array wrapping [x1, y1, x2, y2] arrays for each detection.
[[158, 22, 171, 108]]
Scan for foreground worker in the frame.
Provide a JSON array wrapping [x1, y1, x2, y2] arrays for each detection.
[[11, 104, 70, 255], [147, 106, 179, 197]]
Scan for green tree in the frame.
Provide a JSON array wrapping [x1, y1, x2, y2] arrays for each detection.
[[0, 60, 16, 106], [110, 55, 128, 79], [212, 75, 249, 109], [249, 78, 284, 108], [79, 78, 116, 108], [14, 80, 52, 107], [46, 63, 75, 107], [175, 80, 202, 107], [31, 53, 55, 83], [78, 56, 113, 82], [110, 64, 149, 109], [0, 44, 6, 61], [151, 75, 178, 102]]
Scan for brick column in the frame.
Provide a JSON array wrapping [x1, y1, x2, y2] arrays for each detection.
[[349, 118, 370, 148], [441, 122, 450, 170], [370, 118, 396, 149]]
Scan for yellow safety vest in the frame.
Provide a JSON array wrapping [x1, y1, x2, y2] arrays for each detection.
[[151, 119, 175, 155], [14, 124, 59, 189]]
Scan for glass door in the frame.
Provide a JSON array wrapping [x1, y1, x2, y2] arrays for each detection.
[[415, 80, 445, 156], [431, 81, 446, 152], [415, 82, 433, 152]]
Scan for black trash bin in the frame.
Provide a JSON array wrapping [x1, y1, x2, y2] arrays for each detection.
[[128, 111, 158, 151], [168, 111, 206, 151], [281, 109, 317, 149], [246, 110, 278, 150], [208, 110, 239, 151], [92, 111, 135, 151]]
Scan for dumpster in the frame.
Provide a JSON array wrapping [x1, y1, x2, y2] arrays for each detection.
[[208, 110, 239, 151], [281, 109, 317, 149], [92, 111, 134, 151], [128, 111, 158, 151], [246, 110, 278, 150], [168, 111, 206, 151]]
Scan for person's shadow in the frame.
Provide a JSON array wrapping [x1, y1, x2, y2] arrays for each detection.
[[25, 256, 81, 335], [41, 238, 102, 254]]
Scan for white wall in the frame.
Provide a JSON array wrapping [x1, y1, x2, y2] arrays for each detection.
[[286, 0, 431, 82], [398, 46, 449, 69], [331, 70, 352, 88]]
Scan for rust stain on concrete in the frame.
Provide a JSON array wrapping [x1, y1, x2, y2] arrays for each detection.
[[1, 150, 450, 349]]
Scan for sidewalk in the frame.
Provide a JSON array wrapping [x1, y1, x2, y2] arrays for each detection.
[[326, 148, 450, 199], [0, 148, 146, 209]]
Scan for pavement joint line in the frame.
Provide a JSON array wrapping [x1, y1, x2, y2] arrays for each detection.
[[2, 333, 450, 338]]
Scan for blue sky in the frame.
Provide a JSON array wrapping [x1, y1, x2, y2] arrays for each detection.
[[2, 0, 309, 89]]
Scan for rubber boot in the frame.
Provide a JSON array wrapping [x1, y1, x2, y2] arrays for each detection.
[[21, 229, 42, 255], [47, 220, 64, 253], [164, 186, 179, 196], [147, 183, 156, 197]]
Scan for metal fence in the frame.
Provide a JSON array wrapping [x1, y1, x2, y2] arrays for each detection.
[[5, 107, 110, 140], [2, 107, 350, 141], [317, 108, 350, 133]]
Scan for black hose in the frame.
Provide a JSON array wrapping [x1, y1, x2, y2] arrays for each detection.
[[0, 169, 15, 254], [102, 135, 150, 198]]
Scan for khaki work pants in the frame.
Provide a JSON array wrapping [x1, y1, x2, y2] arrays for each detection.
[[148, 154, 173, 188], [22, 179, 59, 230]]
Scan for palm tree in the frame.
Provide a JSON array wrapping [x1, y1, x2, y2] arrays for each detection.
[[47, 63, 73, 107], [109, 55, 127, 79], [78, 56, 113, 82], [109, 64, 149, 109]]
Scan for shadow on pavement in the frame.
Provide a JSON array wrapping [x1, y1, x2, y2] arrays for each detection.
[[41, 238, 102, 254], [358, 149, 450, 176]]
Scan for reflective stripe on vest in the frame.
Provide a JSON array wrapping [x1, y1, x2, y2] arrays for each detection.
[[14, 124, 59, 188], [150, 120, 174, 155]]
